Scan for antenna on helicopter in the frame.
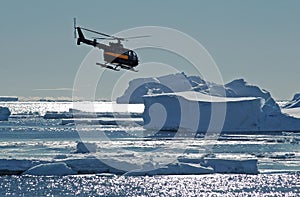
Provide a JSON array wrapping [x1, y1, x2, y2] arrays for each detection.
[[73, 17, 77, 39]]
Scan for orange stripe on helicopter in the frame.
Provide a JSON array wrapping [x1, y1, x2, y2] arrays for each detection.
[[104, 52, 128, 60]]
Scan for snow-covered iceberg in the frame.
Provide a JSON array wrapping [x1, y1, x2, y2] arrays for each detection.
[[0, 154, 259, 176], [0, 107, 11, 121], [117, 73, 195, 104], [118, 72, 300, 132], [43, 111, 73, 119], [143, 91, 300, 132], [201, 158, 258, 174], [143, 91, 264, 132], [117, 73, 280, 116]]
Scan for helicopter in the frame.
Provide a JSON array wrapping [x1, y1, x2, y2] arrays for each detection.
[[74, 18, 147, 72]]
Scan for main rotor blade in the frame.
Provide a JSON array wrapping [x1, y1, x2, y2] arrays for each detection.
[[80, 27, 150, 42], [123, 35, 150, 40], [80, 28, 114, 38], [92, 37, 115, 40]]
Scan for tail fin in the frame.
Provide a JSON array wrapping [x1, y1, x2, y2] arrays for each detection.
[[76, 27, 85, 45], [73, 18, 85, 45]]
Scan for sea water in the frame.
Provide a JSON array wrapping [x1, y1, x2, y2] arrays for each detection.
[[0, 174, 299, 196], [0, 101, 300, 196]]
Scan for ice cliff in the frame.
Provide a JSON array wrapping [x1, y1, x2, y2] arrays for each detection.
[[0, 107, 11, 121]]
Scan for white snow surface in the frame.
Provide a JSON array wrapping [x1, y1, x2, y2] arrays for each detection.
[[143, 91, 300, 132], [146, 91, 259, 102], [202, 158, 258, 174], [118, 72, 300, 132], [282, 107, 300, 118], [124, 163, 214, 176], [0, 157, 258, 176], [143, 91, 264, 132], [23, 162, 76, 176]]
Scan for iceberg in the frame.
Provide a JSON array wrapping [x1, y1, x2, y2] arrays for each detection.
[[0, 107, 11, 121], [0, 156, 259, 176], [117, 72, 280, 115], [23, 162, 76, 176], [143, 91, 264, 132], [201, 158, 258, 174], [142, 91, 300, 132], [224, 79, 280, 114], [117, 72, 202, 104], [117, 73, 300, 132], [43, 111, 73, 119]]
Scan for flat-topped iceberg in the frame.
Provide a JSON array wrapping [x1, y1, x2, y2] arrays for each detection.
[[142, 91, 300, 132], [118, 72, 300, 132], [117, 73, 280, 114], [143, 91, 263, 132], [0, 157, 258, 176]]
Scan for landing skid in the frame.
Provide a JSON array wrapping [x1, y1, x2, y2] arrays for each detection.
[[96, 63, 138, 72], [96, 63, 120, 71], [120, 65, 138, 72]]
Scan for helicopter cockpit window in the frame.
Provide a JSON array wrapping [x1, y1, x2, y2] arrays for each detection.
[[133, 51, 137, 57], [131, 51, 137, 60]]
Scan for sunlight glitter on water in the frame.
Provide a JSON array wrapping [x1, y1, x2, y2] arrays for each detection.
[[0, 101, 144, 115], [0, 174, 299, 196]]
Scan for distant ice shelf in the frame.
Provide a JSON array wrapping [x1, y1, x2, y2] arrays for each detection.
[[0, 97, 18, 102]]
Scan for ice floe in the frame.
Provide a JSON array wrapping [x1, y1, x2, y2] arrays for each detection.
[[23, 162, 76, 176]]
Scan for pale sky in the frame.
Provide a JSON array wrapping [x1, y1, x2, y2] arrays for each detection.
[[0, 1, 299, 100]]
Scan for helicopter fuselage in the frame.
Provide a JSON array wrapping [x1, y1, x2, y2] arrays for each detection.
[[76, 27, 139, 68]]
